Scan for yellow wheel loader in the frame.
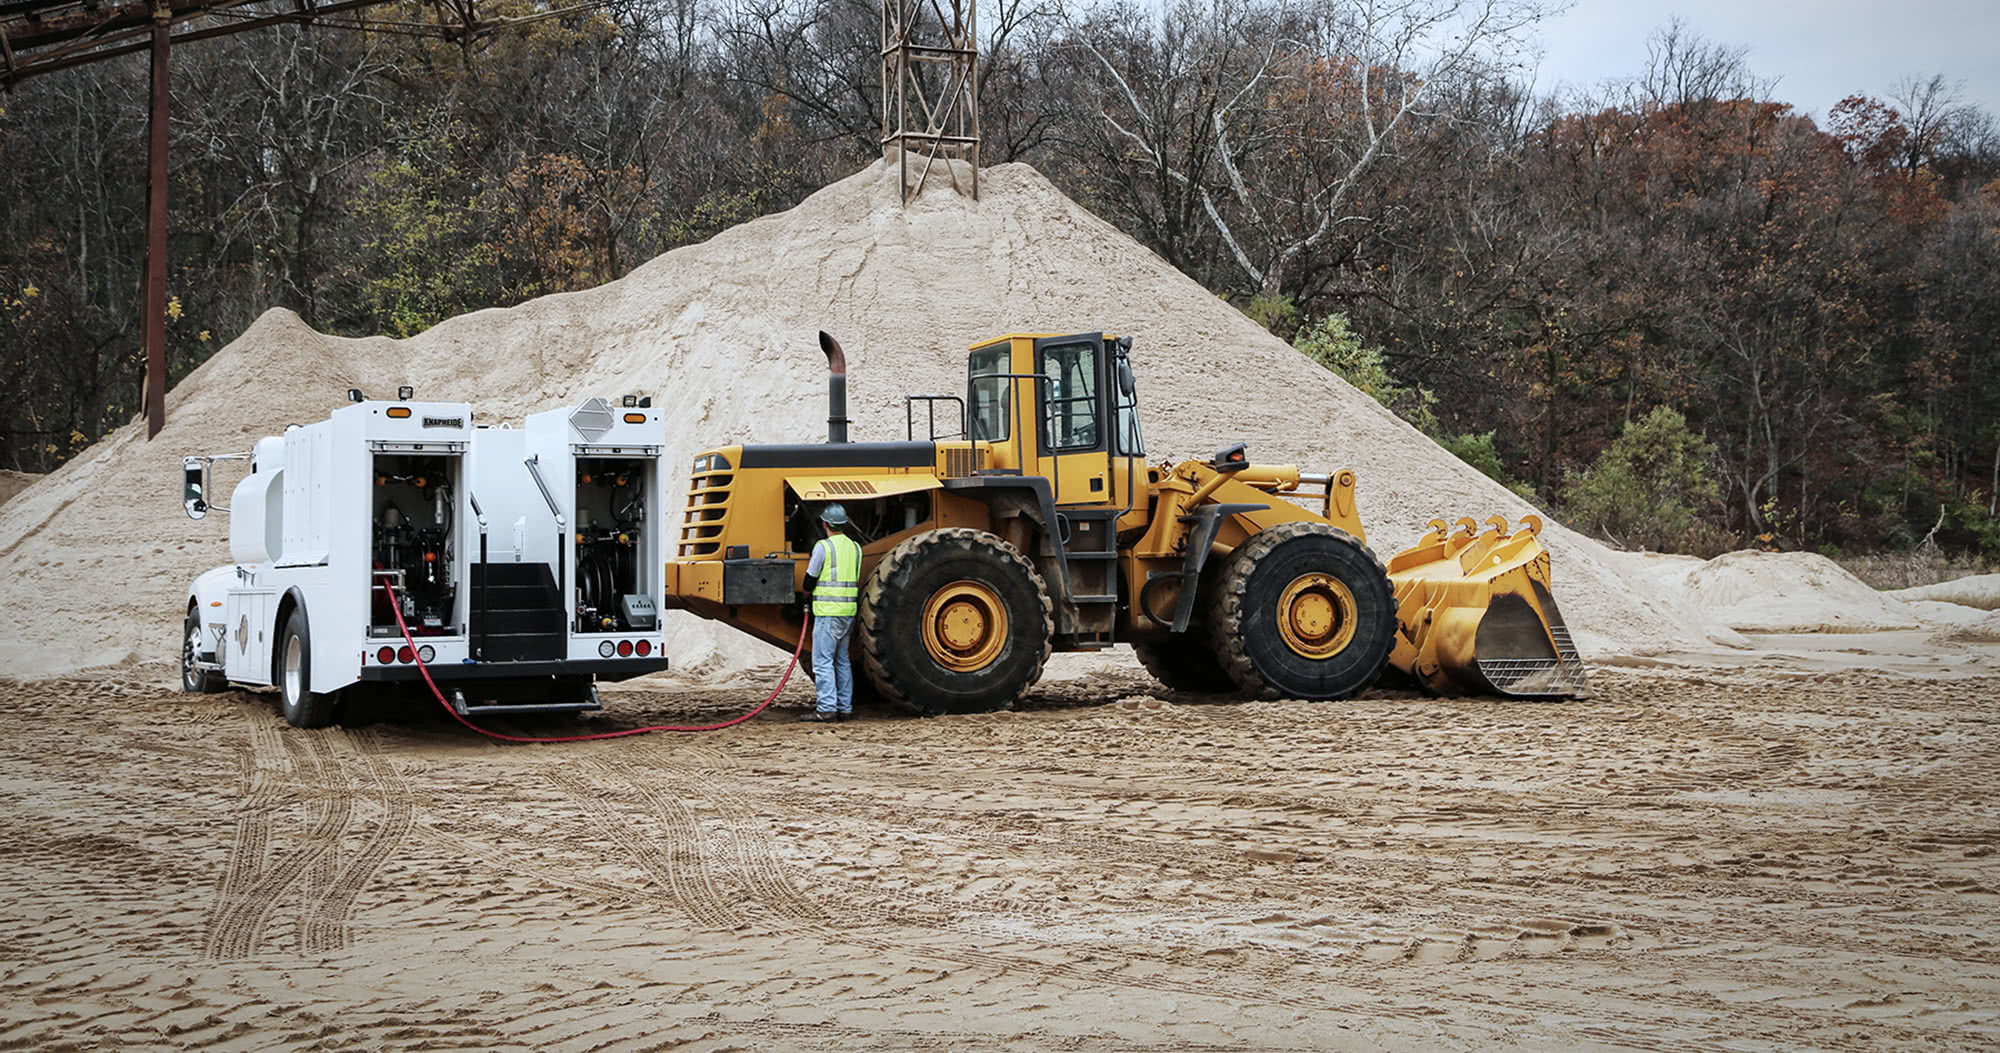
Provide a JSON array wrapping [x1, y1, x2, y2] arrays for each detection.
[[660, 332, 1586, 714]]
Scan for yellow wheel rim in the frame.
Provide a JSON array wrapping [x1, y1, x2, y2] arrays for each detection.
[[921, 580, 1009, 673], [1276, 572, 1357, 660]]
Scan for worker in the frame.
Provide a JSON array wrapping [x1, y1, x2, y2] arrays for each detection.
[[800, 503, 862, 722]]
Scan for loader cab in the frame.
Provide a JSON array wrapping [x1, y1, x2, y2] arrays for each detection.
[[967, 332, 1144, 510]]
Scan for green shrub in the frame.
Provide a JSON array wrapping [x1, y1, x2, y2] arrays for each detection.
[[1293, 314, 1438, 435], [1242, 293, 1299, 339], [1439, 431, 1538, 501], [1563, 406, 1726, 553]]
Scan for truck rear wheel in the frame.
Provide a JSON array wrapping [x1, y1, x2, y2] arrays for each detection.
[[858, 528, 1052, 715], [277, 610, 339, 728], [182, 605, 226, 694], [1207, 522, 1397, 701]]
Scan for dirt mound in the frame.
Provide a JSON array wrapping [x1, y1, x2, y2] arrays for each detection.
[[1890, 573, 2000, 611], [1678, 551, 1923, 634], [0, 470, 37, 508], [0, 160, 1735, 680], [1930, 610, 2000, 644]]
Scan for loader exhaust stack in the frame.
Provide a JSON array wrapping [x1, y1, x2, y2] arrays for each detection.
[[819, 330, 849, 443]]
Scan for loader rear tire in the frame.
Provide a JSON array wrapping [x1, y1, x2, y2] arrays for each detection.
[[1208, 522, 1396, 701], [277, 611, 339, 729], [858, 528, 1052, 716]]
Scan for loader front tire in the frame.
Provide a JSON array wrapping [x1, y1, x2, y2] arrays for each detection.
[[277, 611, 339, 729], [1208, 522, 1397, 701], [858, 528, 1052, 715]]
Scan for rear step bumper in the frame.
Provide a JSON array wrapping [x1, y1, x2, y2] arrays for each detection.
[[358, 656, 667, 683]]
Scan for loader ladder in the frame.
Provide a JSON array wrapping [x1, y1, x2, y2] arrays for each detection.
[[1054, 507, 1120, 648]]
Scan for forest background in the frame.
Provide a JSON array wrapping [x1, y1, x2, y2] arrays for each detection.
[[3, 0, 1996, 560]]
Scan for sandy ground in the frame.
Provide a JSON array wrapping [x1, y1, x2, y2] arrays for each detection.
[[5, 636, 1998, 1051], [6, 157, 1999, 1049]]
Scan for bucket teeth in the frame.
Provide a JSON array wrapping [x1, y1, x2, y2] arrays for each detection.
[[1385, 514, 1589, 698]]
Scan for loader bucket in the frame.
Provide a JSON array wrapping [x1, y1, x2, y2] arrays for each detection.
[[1385, 515, 1589, 698]]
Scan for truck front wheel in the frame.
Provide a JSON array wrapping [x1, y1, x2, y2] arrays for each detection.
[[277, 610, 339, 728], [182, 605, 226, 694]]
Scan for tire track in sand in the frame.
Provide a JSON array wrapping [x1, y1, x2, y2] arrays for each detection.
[[589, 746, 1359, 1018], [543, 766, 738, 929], [200, 711, 286, 958], [297, 729, 415, 954], [204, 728, 353, 959]]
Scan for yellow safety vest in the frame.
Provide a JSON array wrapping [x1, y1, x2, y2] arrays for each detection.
[[812, 534, 862, 617]]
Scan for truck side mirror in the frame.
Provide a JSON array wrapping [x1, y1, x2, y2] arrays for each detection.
[[183, 458, 208, 520]]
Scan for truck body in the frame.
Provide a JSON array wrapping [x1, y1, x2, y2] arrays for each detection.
[[181, 393, 670, 725]]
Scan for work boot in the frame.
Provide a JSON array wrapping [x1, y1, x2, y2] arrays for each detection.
[[798, 711, 841, 723]]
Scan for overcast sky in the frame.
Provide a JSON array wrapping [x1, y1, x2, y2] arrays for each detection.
[[1528, 0, 2000, 122]]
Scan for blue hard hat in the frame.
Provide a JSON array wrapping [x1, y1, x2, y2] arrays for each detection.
[[820, 502, 849, 526]]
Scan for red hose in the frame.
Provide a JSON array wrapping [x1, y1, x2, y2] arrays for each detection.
[[380, 573, 807, 743]]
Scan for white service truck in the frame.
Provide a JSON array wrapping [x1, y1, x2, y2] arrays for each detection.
[[181, 390, 669, 727]]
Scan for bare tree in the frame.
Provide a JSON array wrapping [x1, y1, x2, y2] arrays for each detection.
[[1631, 17, 1770, 110], [1069, 0, 1550, 299], [1890, 73, 1978, 174]]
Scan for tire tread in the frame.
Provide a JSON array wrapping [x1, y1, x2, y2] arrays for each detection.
[[857, 528, 1053, 715], [1206, 521, 1397, 701]]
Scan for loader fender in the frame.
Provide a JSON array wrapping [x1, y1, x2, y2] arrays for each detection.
[[940, 475, 1071, 597], [1168, 502, 1269, 632]]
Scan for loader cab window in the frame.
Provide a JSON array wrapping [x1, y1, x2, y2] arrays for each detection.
[[968, 344, 1010, 442], [1039, 340, 1101, 452]]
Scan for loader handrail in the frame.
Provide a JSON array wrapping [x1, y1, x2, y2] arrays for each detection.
[[904, 395, 966, 442]]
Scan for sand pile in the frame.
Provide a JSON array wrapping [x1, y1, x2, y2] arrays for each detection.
[[1935, 611, 2000, 644], [1890, 574, 2000, 611], [1674, 551, 1923, 634], [0, 159, 1741, 680], [0, 470, 37, 508]]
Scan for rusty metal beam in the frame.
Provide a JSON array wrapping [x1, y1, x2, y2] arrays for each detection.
[[3, 0, 388, 83], [142, 0, 166, 437]]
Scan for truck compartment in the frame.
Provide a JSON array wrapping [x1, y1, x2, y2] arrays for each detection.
[[573, 456, 658, 633], [370, 452, 459, 636]]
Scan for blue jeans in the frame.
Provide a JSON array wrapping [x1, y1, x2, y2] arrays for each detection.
[[812, 614, 856, 714]]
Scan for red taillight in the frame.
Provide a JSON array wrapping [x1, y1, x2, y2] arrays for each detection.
[[635, 639, 651, 657], [398, 645, 415, 663], [616, 640, 633, 657], [377, 646, 395, 664]]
